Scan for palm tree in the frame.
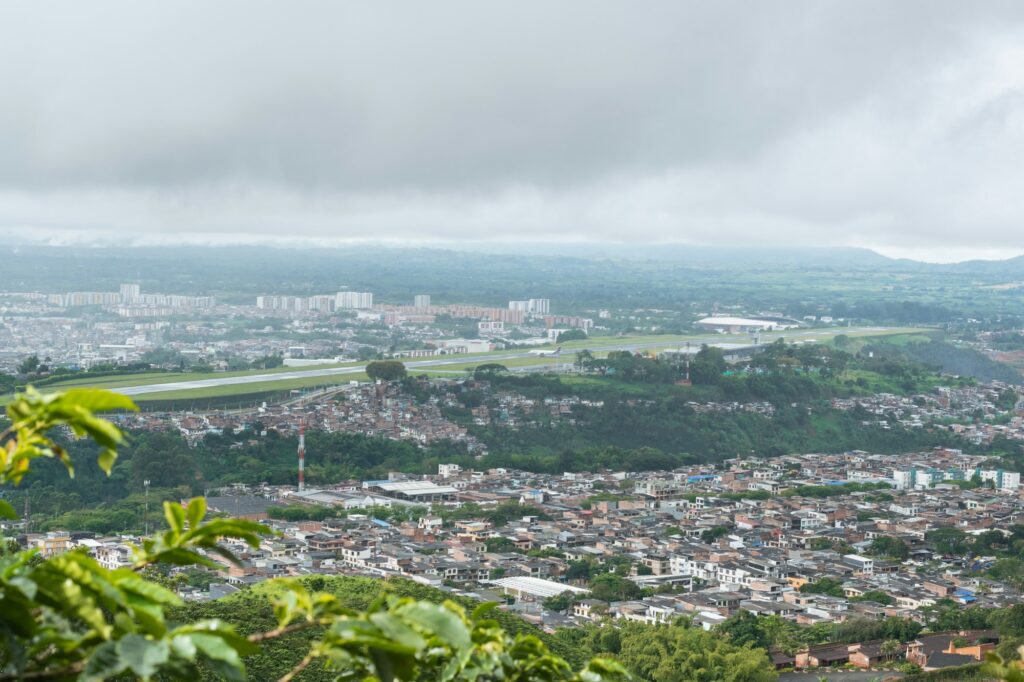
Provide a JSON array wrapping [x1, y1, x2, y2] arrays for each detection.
[[881, 639, 903, 655]]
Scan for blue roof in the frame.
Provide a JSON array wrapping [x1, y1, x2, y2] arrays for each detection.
[[371, 518, 392, 528]]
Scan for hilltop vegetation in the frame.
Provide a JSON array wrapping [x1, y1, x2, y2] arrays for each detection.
[[173, 575, 776, 682], [864, 336, 1023, 384]]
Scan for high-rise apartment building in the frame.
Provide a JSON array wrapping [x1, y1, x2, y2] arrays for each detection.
[[414, 294, 431, 309], [528, 298, 550, 315], [509, 298, 551, 315], [119, 283, 141, 303], [335, 291, 374, 309]]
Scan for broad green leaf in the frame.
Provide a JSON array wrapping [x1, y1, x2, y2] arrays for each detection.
[[7, 575, 38, 601], [0, 499, 17, 520], [61, 388, 139, 413], [471, 601, 499, 620], [118, 572, 181, 606], [143, 547, 216, 568], [97, 447, 118, 475], [189, 632, 247, 667], [169, 634, 198, 662], [73, 414, 125, 449], [186, 497, 207, 529], [368, 612, 428, 651], [164, 501, 186, 534], [116, 634, 170, 679], [200, 543, 242, 567], [0, 594, 37, 637], [397, 601, 471, 650], [82, 641, 126, 681], [174, 619, 258, 656]]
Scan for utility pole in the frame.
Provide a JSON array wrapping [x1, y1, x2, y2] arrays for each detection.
[[685, 341, 691, 383], [143, 479, 151, 536]]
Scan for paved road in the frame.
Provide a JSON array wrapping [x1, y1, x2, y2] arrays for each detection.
[[114, 327, 891, 397]]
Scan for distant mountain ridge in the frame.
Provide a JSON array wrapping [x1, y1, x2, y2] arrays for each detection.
[[442, 243, 896, 268], [5, 238, 1024, 271], [5, 243, 1024, 284]]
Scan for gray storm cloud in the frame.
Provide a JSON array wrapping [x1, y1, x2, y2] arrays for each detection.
[[2, 1, 1024, 261]]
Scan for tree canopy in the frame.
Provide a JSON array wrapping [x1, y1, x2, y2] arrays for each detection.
[[366, 360, 408, 382]]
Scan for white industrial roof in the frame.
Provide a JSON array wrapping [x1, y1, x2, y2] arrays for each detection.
[[696, 316, 777, 327], [373, 480, 460, 495], [488, 576, 590, 598]]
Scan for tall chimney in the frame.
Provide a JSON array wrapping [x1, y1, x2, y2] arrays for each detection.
[[297, 419, 306, 492]]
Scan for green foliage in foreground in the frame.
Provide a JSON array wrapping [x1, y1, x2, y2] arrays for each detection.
[[549, 620, 777, 682], [0, 387, 626, 681], [986, 645, 1024, 682], [173, 575, 593, 679], [714, 612, 923, 656]]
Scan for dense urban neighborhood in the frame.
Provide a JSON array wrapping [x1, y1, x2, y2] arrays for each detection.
[[15, 447, 1023, 675]]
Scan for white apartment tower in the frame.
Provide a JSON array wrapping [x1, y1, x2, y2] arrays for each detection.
[[119, 283, 141, 303], [508, 298, 550, 315], [335, 291, 374, 309], [414, 294, 431, 309], [529, 298, 550, 314]]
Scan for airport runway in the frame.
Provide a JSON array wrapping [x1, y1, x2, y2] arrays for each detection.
[[114, 327, 888, 396]]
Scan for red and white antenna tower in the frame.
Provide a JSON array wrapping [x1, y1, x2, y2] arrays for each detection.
[[297, 419, 306, 492]]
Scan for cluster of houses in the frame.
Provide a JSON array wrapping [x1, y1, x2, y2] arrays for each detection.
[[116, 379, 485, 450], [108, 377, 1024, 475], [831, 381, 1024, 444], [25, 449, 1022, 674]]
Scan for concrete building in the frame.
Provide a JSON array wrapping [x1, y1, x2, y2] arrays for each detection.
[[363, 480, 459, 503], [696, 316, 794, 333], [970, 468, 1021, 491], [478, 320, 505, 336], [335, 291, 374, 309], [119, 283, 140, 303], [414, 294, 431, 309], [508, 298, 550, 315]]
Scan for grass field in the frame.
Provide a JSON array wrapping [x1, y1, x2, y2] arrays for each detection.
[[135, 372, 372, 404], [14, 326, 929, 406], [37, 361, 361, 391]]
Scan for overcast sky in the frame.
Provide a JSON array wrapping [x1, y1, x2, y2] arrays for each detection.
[[2, 2, 1024, 262]]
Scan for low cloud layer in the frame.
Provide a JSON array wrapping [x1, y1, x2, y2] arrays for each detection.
[[2, 2, 1024, 261]]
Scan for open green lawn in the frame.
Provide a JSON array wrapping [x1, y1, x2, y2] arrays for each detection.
[[135, 372, 371, 403], [38, 361, 360, 391], [556, 375, 679, 396], [869, 332, 933, 346], [830, 331, 934, 353], [836, 367, 945, 394], [12, 326, 928, 405]]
